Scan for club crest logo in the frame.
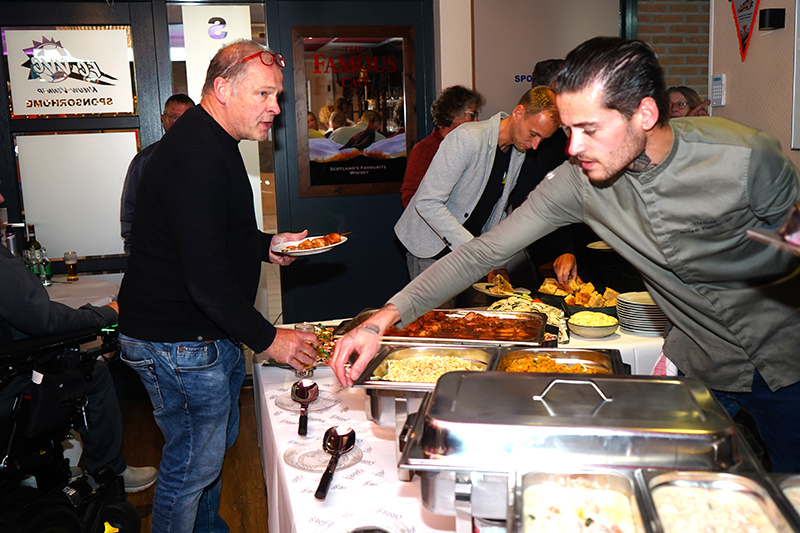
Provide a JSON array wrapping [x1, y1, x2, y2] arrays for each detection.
[[21, 36, 118, 86]]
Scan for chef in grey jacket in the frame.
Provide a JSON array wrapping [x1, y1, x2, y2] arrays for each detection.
[[395, 86, 559, 280]]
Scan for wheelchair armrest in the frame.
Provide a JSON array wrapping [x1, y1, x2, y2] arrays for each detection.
[[0, 327, 106, 360]]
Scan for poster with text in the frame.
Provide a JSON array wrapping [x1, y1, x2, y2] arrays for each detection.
[[3, 28, 134, 117]]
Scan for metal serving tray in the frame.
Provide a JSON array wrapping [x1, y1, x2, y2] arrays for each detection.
[[494, 347, 629, 375], [338, 308, 547, 347], [508, 471, 650, 533], [354, 343, 498, 392], [642, 471, 797, 533], [353, 343, 499, 428]]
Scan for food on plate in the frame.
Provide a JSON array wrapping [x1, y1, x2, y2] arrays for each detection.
[[489, 273, 515, 295], [539, 277, 619, 308], [282, 233, 345, 252], [502, 354, 608, 374], [372, 354, 483, 383], [384, 310, 543, 342], [652, 485, 780, 533], [523, 483, 637, 533], [569, 311, 619, 328]]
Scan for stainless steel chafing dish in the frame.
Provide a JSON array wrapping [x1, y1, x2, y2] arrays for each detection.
[[398, 371, 764, 531]]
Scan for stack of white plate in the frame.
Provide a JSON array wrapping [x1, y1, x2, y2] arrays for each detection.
[[616, 292, 668, 337]]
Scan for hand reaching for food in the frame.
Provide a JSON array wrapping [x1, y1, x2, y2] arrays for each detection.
[[553, 253, 578, 287]]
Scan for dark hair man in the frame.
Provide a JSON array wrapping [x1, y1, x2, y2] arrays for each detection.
[[333, 37, 800, 473], [120, 93, 195, 255], [118, 40, 315, 531], [399, 85, 485, 208]]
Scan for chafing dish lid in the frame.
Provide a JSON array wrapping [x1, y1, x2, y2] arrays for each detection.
[[399, 372, 739, 472]]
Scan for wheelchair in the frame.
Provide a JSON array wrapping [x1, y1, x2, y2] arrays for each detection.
[[0, 327, 141, 533]]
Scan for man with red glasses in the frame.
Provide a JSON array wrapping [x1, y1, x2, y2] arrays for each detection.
[[118, 40, 315, 532]]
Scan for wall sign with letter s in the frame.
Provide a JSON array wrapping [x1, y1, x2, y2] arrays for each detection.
[[208, 17, 227, 40]]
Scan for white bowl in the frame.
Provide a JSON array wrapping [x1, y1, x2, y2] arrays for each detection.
[[567, 322, 619, 339]]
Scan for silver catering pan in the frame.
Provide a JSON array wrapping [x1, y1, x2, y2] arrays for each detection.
[[640, 470, 797, 533]]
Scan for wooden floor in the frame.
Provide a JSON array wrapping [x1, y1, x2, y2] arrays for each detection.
[[118, 384, 269, 532]]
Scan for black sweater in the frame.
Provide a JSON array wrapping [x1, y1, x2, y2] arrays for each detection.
[[118, 105, 276, 352]]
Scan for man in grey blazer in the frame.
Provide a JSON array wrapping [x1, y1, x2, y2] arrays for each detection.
[[395, 86, 559, 281]]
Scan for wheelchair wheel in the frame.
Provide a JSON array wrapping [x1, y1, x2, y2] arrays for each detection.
[[95, 500, 141, 533], [13, 502, 81, 533]]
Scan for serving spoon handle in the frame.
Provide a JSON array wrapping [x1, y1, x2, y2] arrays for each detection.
[[314, 453, 340, 500]]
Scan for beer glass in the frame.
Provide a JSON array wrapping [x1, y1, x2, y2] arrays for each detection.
[[64, 251, 78, 281], [294, 322, 317, 378]]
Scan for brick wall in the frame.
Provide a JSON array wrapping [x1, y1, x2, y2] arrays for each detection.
[[638, 0, 710, 99]]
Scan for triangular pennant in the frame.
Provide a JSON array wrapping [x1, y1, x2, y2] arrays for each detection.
[[732, 0, 760, 61]]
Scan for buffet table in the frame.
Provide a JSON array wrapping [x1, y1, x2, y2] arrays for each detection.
[[253, 362, 457, 533], [252, 326, 665, 533]]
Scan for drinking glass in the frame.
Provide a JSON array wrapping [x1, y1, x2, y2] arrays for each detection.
[[64, 251, 78, 281], [294, 322, 317, 378]]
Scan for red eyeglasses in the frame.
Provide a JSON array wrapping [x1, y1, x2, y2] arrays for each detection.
[[240, 50, 286, 69]]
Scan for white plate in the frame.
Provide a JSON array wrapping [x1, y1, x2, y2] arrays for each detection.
[[272, 235, 348, 256], [620, 326, 664, 337], [617, 291, 658, 306], [587, 240, 613, 251], [274, 390, 341, 412], [472, 282, 531, 298], [283, 442, 363, 472]]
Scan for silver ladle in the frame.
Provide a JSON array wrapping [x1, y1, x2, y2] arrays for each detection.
[[291, 379, 319, 436], [314, 425, 356, 501]]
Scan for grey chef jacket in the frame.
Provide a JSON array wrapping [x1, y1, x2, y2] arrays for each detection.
[[388, 117, 800, 393]]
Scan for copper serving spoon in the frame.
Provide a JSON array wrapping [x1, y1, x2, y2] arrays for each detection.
[[291, 379, 319, 436], [314, 425, 356, 501]]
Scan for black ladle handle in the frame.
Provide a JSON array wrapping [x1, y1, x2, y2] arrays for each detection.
[[314, 453, 340, 500], [298, 407, 309, 436]]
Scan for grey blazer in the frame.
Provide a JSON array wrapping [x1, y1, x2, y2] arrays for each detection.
[[395, 112, 526, 258]]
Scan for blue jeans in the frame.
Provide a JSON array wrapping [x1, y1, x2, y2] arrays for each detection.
[[119, 335, 245, 532], [712, 369, 800, 473]]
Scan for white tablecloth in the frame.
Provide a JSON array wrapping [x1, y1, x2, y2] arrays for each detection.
[[253, 363, 456, 533], [46, 278, 119, 309]]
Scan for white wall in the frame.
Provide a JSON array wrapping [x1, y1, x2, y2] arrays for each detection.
[[435, 0, 474, 90], [711, 0, 800, 169], [471, 0, 619, 117]]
